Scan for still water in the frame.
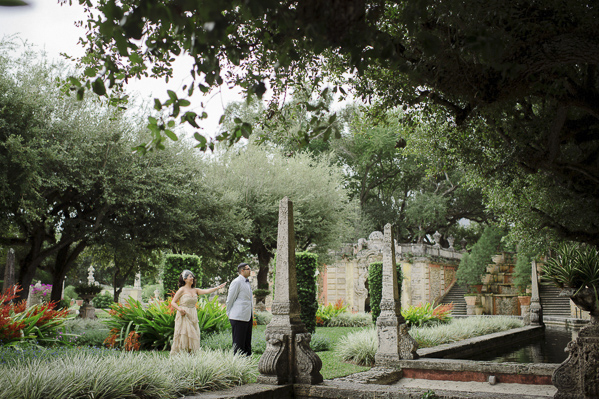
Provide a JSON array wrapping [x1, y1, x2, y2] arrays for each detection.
[[468, 327, 577, 364]]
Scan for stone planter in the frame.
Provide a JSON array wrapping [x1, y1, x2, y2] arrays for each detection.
[[78, 293, 97, 319], [464, 296, 479, 306], [474, 305, 484, 315], [518, 295, 531, 307], [552, 287, 599, 398], [464, 295, 479, 315]]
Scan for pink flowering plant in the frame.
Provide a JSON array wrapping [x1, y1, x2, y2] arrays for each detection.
[[29, 284, 52, 303]]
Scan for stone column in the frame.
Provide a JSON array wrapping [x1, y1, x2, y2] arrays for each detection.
[[258, 197, 323, 385], [529, 260, 543, 325], [2, 248, 15, 293], [375, 224, 418, 366]]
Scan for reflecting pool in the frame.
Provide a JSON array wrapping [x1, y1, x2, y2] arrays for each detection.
[[468, 327, 577, 364]]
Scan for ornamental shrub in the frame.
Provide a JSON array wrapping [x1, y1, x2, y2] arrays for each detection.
[[0, 286, 71, 347], [368, 261, 403, 324], [513, 247, 534, 293], [163, 254, 203, 297], [92, 292, 114, 309], [296, 251, 318, 334], [456, 226, 504, 289], [401, 303, 454, 327], [103, 295, 228, 350], [315, 299, 347, 326]]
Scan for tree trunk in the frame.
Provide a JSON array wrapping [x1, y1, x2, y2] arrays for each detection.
[[256, 247, 272, 290], [49, 241, 88, 303], [16, 228, 46, 301]]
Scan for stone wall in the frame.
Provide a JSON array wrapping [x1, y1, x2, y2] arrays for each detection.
[[321, 231, 462, 310]]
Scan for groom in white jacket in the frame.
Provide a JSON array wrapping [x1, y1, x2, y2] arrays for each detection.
[[226, 263, 253, 356]]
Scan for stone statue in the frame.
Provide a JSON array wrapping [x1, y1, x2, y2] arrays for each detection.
[[87, 265, 95, 285]]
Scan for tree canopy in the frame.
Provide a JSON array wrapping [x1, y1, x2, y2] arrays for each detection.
[[204, 142, 353, 289], [0, 44, 243, 300], [65, 0, 599, 246]]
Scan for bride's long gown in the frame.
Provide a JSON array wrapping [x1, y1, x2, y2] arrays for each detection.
[[170, 293, 201, 354]]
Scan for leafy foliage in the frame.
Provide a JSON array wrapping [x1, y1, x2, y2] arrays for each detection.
[[542, 242, 599, 296], [163, 254, 203, 297], [368, 261, 403, 324], [296, 252, 319, 333], [513, 247, 534, 293], [92, 292, 114, 309], [456, 226, 505, 288], [204, 143, 352, 291], [0, 286, 71, 347], [315, 299, 348, 327], [400, 303, 453, 328], [103, 296, 228, 351], [0, 348, 258, 398]]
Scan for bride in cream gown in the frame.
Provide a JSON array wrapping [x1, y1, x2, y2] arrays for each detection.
[[170, 270, 226, 355]]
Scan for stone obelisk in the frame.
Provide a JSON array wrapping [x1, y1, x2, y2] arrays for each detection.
[[529, 259, 543, 325], [2, 249, 15, 294], [258, 197, 323, 385], [375, 224, 418, 365]]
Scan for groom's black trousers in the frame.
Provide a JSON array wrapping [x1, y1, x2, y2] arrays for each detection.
[[230, 318, 253, 356]]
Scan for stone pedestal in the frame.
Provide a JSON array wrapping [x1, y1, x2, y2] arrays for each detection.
[[258, 197, 323, 385], [530, 260, 543, 325], [79, 294, 96, 319], [375, 224, 418, 366]]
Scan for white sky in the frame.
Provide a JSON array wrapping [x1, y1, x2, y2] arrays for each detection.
[[0, 0, 243, 139]]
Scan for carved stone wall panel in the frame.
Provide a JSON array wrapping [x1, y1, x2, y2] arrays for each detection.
[[495, 296, 518, 315], [444, 267, 456, 288], [429, 266, 441, 303]]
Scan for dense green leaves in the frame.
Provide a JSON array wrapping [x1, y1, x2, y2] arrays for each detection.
[[456, 226, 505, 288], [296, 252, 318, 334], [163, 255, 203, 297]]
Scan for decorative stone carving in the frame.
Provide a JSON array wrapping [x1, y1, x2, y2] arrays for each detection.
[[375, 224, 418, 366], [258, 197, 323, 385], [3, 249, 16, 294], [530, 260, 543, 325], [134, 272, 141, 289], [447, 236, 455, 250], [552, 287, 599, 398], [368, 231, 384, 250], [433, 231, 441, 248], [353, 265, 368, 298], [87, 265, 95, 285]]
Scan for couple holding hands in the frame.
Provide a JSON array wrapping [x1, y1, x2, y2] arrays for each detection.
[[170, 263, 254, 356]]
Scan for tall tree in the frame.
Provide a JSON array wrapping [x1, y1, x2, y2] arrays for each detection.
[[72, 0, 599, 246], [0, 45, 244, 301], [204, 143, 353, 290]]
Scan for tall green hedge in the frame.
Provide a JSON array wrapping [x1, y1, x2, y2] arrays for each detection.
[[296, 251, 318, 334], [163, 254, 203, 297], [368, 261, 403, 324]]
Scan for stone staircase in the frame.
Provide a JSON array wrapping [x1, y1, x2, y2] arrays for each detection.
[[439, 284, 467, 315], [539, 284, 572, 317]]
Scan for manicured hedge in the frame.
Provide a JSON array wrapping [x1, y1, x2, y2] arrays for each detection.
[[368, 261, 403, 324], [163, 254, 203, 297], [296, 251, 318, 334]]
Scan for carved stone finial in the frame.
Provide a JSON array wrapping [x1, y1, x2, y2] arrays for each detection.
[[447, 236, 455, 250], [433, 231, 442, 248], [375, 224, 418, 366], [258, 197, 323, 385]]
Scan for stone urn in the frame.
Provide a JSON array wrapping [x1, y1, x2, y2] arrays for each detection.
[[464, 295, 480, 315], [518, 295, 532, 307], [552, 287, 599, 398], [79, 293, 97, 319]]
